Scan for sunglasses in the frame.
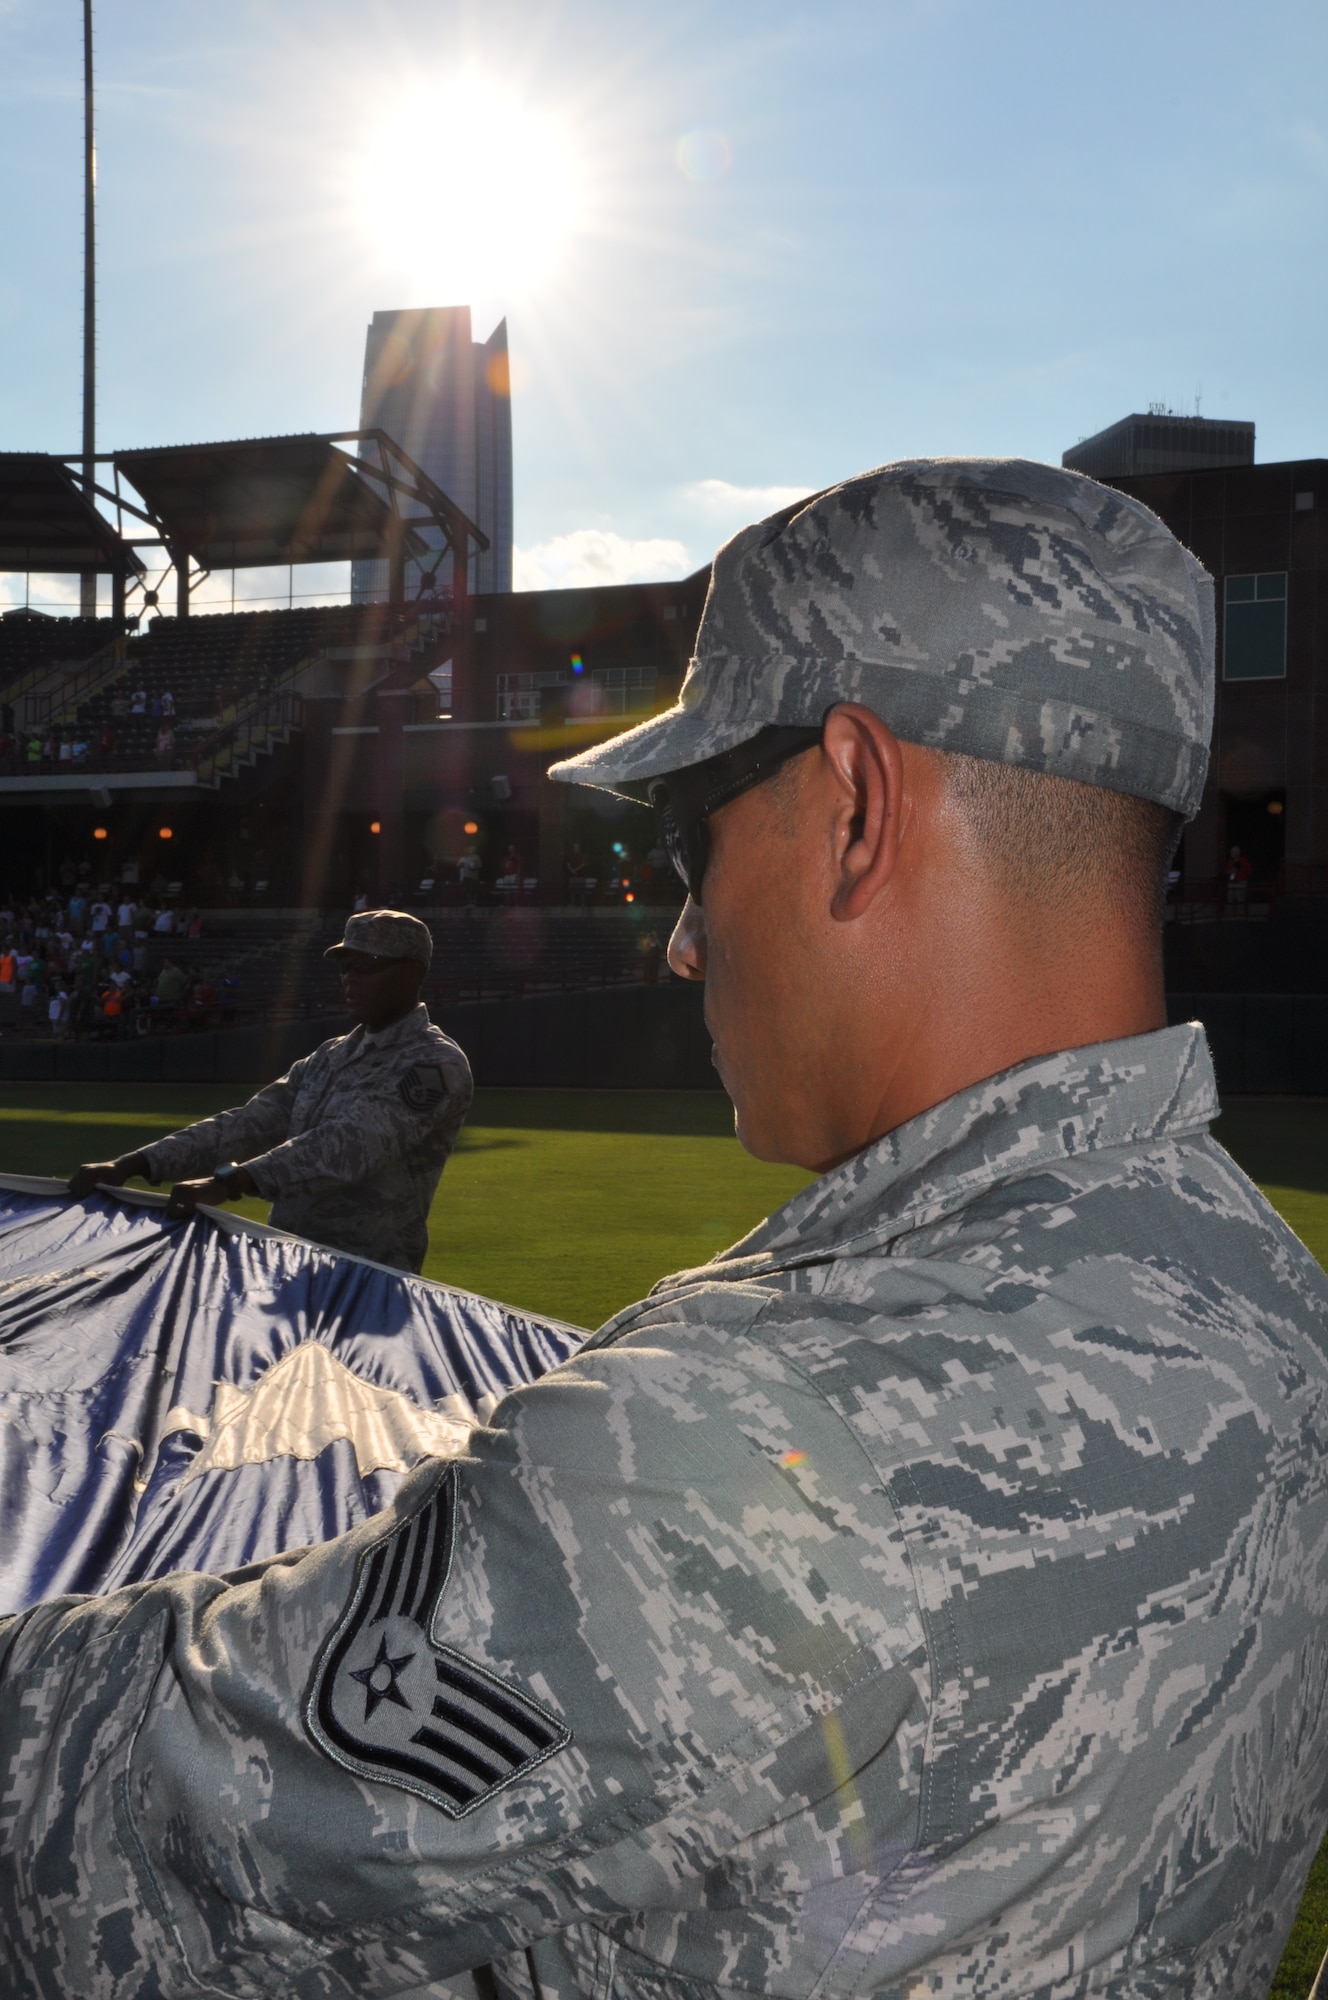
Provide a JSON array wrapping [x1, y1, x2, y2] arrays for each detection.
[[648, 724, 823, 903]]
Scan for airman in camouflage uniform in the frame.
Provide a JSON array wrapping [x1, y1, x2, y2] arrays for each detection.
[[69, 910, 473, 1272], [6, 461, 1328, 2000]]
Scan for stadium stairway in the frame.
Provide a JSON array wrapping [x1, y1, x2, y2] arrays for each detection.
[[33, 604, 448, 784], [194, 608, 450, 788], [0, 616, 121, 726]]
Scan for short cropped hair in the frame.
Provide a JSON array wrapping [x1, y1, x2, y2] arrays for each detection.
[[940, 751, 1184, 932]]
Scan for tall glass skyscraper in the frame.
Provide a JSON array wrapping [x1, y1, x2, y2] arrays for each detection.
[[351, 306, 513, 600]]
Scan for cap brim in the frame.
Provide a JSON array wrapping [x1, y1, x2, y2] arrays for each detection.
[[547, 701, 759, 798], [324, 945, 429, 964]]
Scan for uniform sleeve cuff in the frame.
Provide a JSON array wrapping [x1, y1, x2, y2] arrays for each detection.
[[242, 1158, 279, 1200]]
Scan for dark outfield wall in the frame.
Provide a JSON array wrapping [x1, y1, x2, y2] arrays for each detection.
[[1165, 993, 1328, 1096], [0, 984, 1323, 1096], [0, 984, 720, 1090]]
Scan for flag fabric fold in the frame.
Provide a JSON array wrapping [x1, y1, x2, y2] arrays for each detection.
[[0, 1176, 585, 1615]]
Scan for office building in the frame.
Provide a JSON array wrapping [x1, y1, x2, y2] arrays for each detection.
[[1064, 411, 1255, 480], [352, 306, 513, 601]]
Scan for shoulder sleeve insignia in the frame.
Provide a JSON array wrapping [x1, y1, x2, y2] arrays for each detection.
[[305, 1468, 571, 1816], [398, 1061, 449, 1112]]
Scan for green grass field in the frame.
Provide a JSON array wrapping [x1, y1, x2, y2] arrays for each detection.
[[1, 1082, 1327, 1994], [0, 1082, 812, 1326]]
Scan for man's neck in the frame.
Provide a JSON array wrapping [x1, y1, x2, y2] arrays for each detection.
[[357, 999, 420, 1038], [860, 923, 1166, 1160], [791, 902, 1166, 1176]]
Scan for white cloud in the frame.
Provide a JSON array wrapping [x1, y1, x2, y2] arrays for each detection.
[[513, 530, 691, 592], [683, 478, 814, 520], [674, 478, 816, 552], [512, 483, 817, 596], [0, 573, 83, 615]]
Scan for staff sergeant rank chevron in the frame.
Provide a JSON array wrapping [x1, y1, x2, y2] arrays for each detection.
[[306, 1467, 571, 1815]]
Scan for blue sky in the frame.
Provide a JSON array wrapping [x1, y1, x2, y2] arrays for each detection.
[[1, 0, 1326, 599]]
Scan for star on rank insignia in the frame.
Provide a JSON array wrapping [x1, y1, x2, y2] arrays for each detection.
[[306, 1467, 571, 1816], [350, 1634, 415, 1719]]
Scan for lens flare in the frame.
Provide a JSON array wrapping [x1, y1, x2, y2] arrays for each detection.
[[676, 129, 731, 182]]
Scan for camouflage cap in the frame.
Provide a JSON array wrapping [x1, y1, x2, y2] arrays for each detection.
[[325, 910, 433, 967], [548, 458, 1216, 817]]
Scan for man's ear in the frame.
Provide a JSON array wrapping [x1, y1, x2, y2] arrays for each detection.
[[820, 704, 907, 923]]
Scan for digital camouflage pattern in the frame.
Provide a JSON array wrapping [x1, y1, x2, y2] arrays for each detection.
[[136, 1001, 472, 1272], [550, 458, 1216, 817], [3, 1021, 1328, 1998], [325, 909, 435, 966]]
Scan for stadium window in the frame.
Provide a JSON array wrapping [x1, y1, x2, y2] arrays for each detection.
[[1224, 573, 1287, 682], [591, 665, 659, 715], [428, 661, 453, 717], [496, 670, 569, 722]]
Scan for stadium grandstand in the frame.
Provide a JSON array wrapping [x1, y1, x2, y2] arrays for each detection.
[[5, 433, 1328, 1062], [0, 610, 117, 700], [0, 428, 705, 1043]]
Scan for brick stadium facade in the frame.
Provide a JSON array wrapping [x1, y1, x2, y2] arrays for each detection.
[[4, 460, 1328, 912], [1108, 458, 1328, 900]]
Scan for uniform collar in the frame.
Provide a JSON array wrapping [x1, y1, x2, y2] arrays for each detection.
[[661, 1023, 1217, 1293], [347, 1001, 431, 1056]]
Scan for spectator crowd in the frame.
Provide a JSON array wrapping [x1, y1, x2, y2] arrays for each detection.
[[0, 881, 237, 1040], [0, 686, 180, 776]]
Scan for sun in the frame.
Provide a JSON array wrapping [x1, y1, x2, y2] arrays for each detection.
[[352, 73, 586, 302]]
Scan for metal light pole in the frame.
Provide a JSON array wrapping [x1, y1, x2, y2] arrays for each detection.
[[80, 0, 96, 618]]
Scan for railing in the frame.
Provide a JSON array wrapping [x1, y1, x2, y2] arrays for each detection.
[[15, 632, 129, 727], [1168, 874, 1282, 922], [187, 610, 435, 783], [195, 690, 304, 785], [43, 636, 135, 726]]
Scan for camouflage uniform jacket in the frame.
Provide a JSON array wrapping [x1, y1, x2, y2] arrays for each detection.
[[4, 1023, 1328, 2000], [137, 1002, 472, 1272]]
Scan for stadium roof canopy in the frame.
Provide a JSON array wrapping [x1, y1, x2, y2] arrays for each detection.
[[109, 431, 488, 572], [0, 454, 142, 575]]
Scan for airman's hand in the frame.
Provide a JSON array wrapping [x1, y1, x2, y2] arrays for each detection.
[[165, 1176, 228, 1219], [165, 1168, 255, 1219], [67, 1152, 151, 1200]]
